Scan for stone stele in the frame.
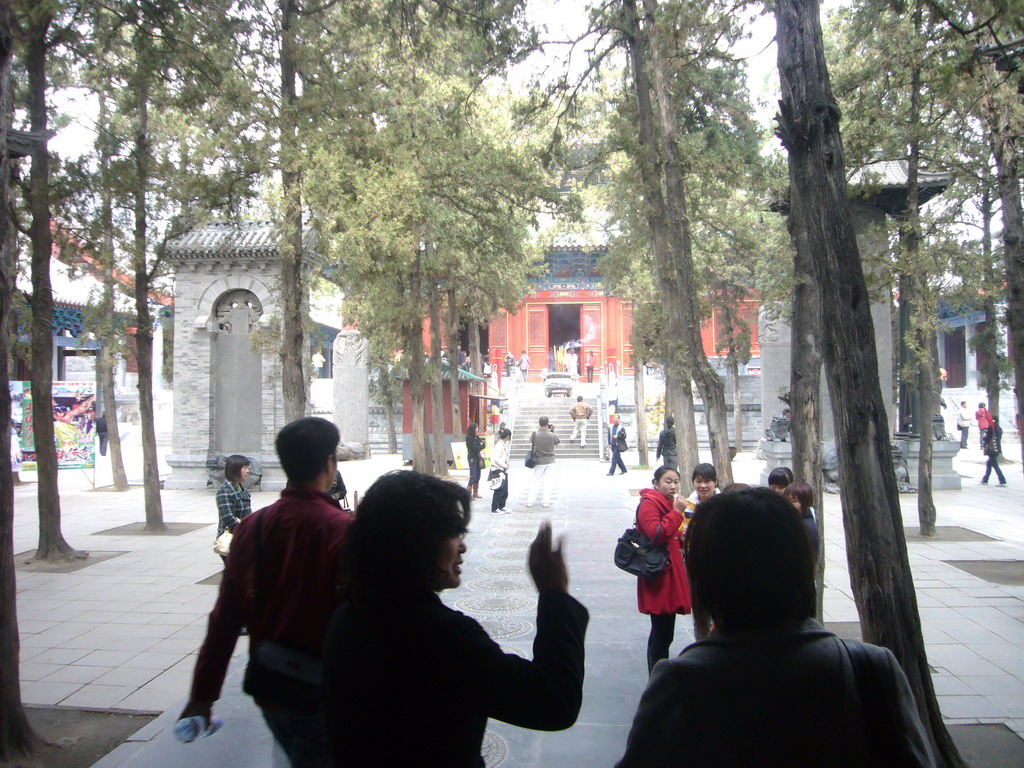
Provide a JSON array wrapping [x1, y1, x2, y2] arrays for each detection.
[[333, 330, 370, 446]]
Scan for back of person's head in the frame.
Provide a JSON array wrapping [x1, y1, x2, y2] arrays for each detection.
[[539, 416, 549, 427], [691, 462, 717, 483], [685, 488, 814, 632], [275, 417, 339, 483], [720, 482, 751, 493], [224, 454, 250, 482], [577, 395, 584, 402], [768, 466, 795, 489], [499, 428, 512, 440], [979, 402, 985, 409], [467, 422, 477, 437], [783, 481, 814, 513], [343, 471, 470, 601], [665, 416, 674, 428]]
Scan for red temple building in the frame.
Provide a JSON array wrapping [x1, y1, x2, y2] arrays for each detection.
[[488, 245, 761, 381]]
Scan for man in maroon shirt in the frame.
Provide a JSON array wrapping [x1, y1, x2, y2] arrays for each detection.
[[181, 417, 352, 767]]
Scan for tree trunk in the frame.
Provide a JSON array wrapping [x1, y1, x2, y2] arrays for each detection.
[[775, 1, 964, 764], [27, 10, 74, 560], [666, 375, 698, 476], [98, 97, 128, 492], [384, 398, 398, 453], [0, 3, 40, 752], [406, 320, 432, 474], [975, 294, 1001, 416], [982, 81, 1023, 473], [427, 281, 449, 477], [973, 192, 1001, 418], [902, 23, 938, 538], [468, 317, 483, 378], [446, 287, 462, 437], [130, 35, 164, 532], [637, 0, 732, 484], [622, 0, 695, 479], [789, 218, 825, 619], [730, 358, 742, 453], [279, 0, 307, 423], [635, 362, 649, 466]]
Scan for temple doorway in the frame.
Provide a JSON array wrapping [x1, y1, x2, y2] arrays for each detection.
[[548, 304, 581, 374]]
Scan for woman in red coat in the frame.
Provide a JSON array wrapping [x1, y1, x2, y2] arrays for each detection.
[[635, 466, 692, 673]]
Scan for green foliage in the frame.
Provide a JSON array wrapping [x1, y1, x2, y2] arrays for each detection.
[[302, 2, 560, 349]]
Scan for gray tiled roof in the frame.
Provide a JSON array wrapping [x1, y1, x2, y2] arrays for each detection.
[[166, 219, 316, 260], [848, 158, 951, 214], [849, 158, 950, 189]]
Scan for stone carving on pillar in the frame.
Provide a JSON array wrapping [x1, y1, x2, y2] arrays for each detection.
[[215, 290, 263, 335]]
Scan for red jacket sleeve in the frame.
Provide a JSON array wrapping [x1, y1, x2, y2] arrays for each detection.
[[636, 498, 683, 546]]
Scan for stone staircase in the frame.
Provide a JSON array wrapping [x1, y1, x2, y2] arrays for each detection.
[[510, 395, 602, 461]]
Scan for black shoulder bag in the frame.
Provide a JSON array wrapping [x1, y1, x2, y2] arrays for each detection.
[[525, 431, 537, 468], [242, 511, 325, 713], [613, 525, 669, 579]]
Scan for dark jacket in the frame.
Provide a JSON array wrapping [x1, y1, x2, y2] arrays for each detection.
[[616, 620, 935, 768], [324, 589, 589, 767]]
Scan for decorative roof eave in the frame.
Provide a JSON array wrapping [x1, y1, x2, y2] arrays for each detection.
[[8, 129, 55, 159], [165, 219, 318, 261], [848, 159, 952, 215]]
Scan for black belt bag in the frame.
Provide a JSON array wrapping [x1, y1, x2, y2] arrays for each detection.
[[243, 639, 322, 713], [242, 510, 324, 713]]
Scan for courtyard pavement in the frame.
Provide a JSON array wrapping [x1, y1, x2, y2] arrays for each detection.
[[9, 432, 1024, 767]]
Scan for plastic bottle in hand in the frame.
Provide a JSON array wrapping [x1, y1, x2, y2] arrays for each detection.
[[173, 715, 223, 743]]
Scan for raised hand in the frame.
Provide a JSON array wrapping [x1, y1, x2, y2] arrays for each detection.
[[528, 520, 569, 593]]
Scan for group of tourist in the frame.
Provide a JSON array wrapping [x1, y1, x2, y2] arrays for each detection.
[[188, 416, 936, 767]]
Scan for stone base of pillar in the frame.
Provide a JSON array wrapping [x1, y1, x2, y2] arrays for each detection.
[[758, 437, 962, 490], [164, 454, 214, 490], [758, 439, 793, 485], [900, 438, 963, 491], [166, 453, 289, 491]]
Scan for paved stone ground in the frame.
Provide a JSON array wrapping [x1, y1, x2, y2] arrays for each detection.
[[9, 431, 1024, 767]]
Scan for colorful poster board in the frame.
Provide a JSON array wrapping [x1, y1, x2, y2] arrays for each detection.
[[9, 381, 97, 470]]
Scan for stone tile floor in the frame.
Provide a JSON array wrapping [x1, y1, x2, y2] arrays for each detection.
[[9, 438, 1024, 766]]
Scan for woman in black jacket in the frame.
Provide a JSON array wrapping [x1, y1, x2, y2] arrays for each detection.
[[323, 471, 588, 768], [465, 422, 485, 499], [981, 417, 1007, 486]]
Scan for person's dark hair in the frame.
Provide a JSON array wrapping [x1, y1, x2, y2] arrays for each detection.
[[224, 454, 250, 483], [539, 416, 549, 427], [577, 395, 584, 402], [720, 482, 751, 493], [691, 462, 717, 483], [783, 481, 814, 515], [664, 416, 674, 428], [992, 416, 1000, 425], [275, 417, 339, 483], [685, 488, 814, 632], [498, 428, 512, 440], [342, 471, 470, 602], [979, 402, 985, 409], [652, 465, 680, 484], [466, 422, 478, 438], [767, 466, 795, 488]]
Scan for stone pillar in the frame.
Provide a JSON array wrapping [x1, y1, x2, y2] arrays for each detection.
[[758, 304, 791, 426], [164, 224, 287, 489], [333, 330, 370, 445]]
